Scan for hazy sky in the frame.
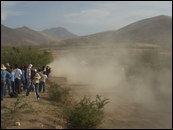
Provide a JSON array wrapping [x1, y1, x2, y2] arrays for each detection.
[[1, 1, 172, 35]]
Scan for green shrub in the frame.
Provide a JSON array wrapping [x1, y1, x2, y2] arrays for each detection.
[[48, 83, 70, 102], [1, 46, 53, 67], [63, 95, 109, 129]]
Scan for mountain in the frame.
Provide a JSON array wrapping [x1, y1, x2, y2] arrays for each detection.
[[2, 15, 172, 48], [113, 15, 172, 46], [42, 27, 78, 40], [1, 25, 59, 46], [62, 15, 172, 50]]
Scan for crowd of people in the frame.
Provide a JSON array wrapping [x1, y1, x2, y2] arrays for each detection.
[[1, 63, 51, 101]]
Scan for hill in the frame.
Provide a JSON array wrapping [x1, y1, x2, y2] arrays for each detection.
[[1, 25, 59, 46], [62, 15, 172, 50], [42, 27, 78, 40], [1, 15, 172, 49]]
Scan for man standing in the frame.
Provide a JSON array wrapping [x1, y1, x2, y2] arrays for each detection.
[[46, 66, 51, 77], [14, 64, 22, 94], [39, 71, 47, 93], [9, 66, 16, 95], [26, 69, 41, 101], [33, 71, 41, 100], [26, 64, 32, 90], [1, 64, 10, 101]]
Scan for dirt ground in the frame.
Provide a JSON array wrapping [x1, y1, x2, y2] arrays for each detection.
[[49, 75, 172, 129], [1, 79, 66, 129], [67, 80, 172, 129], [1, 74, 171, 129]]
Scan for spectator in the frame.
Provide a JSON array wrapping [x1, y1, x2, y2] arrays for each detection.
[[26, 69, 41, 100], [46, 66, 51, 77], [39, 71, 47, 93], [26, 64, 32, 90], [1, 64, 10, 101], [20, 66, 26, 91], [9, 66, 15, 94], [4, 63, 11, 96], [14, 64, 22, 94]]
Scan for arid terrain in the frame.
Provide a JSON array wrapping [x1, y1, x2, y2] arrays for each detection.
[[1, 77, 66, 129], [49, 45, 172, 129], [1, 45, 172, 129], [1, 15, 172, 129]]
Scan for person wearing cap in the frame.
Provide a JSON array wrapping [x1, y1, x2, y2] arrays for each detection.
[[4, 63, 11, 96], [1, 64, 11, 101]]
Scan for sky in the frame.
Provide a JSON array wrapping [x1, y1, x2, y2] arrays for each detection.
[[1, 1, 172, 36]]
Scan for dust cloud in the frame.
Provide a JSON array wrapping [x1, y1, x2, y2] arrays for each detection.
[[49, 45, 172, 129]]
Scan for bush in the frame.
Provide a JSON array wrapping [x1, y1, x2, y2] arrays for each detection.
[[1, 46, 53, 67], [63, 95, 109, 129], [48, 83, 70, 102]]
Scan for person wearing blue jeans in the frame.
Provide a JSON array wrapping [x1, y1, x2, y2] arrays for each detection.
[[20, 66, 26, 90], [1, 80, 6, 101], [39, 81, 45, 92], [1, 64, 11, 101], [6, 67, 13, 95], [26, 64, 32, 91], [7, 76, 12, 94], [26, 70, 41, 100], [38, 71, 47, 93], [34, 83, 40, 99], [26, 78, 31, 91], [26, 80, 34, 96], [10, 67, 15, 94]]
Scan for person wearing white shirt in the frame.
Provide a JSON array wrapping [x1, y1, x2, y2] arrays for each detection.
[[14, 64, 22, 94]]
